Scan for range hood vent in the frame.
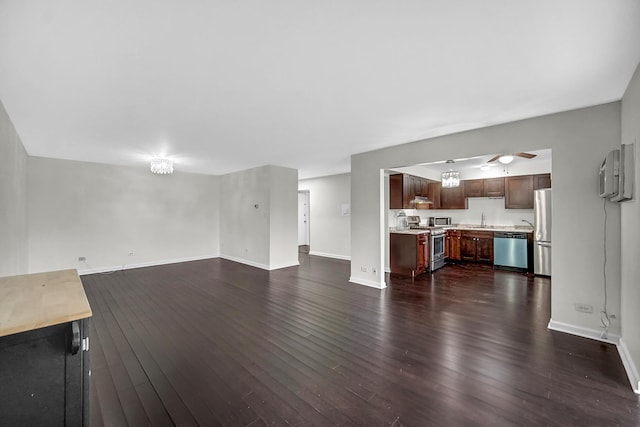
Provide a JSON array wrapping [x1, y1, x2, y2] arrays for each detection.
[[411, 196, 433, 204]]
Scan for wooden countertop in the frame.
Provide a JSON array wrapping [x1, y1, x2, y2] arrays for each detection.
[[0, 269, 92, 338]]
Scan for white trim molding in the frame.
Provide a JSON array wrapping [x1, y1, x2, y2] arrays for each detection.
[[618, 338, 640, 394], [78, 253, 219, 275], [308, 251, 351, 261], [220, 254, 299, 271], [349, 276, 387, 289], [548, 319, 640, 393], [547, 319, 620, 345]]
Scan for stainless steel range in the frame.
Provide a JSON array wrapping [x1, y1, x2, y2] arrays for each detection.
[[406, 216, 446, 272], [429, 228, 446, 271]]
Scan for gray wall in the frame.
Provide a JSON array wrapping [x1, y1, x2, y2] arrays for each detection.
[[268, 166, 300, 269], [351, 103, 623, 338], [298, 173, 351, 260], [220, 165, 298, 270], [28, 157, 220, 273], [620, 62, 640, 392], [0, 100, 28, 276]]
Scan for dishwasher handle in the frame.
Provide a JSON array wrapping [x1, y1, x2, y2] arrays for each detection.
[[494, 232, 527, 239]]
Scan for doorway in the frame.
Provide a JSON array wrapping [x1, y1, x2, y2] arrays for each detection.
[[298, 191, 310, 253]]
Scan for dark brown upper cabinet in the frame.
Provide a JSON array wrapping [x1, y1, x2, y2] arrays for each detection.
[[484, 177, 505, 197], [464, 177, 504, 198], [389, 174, 437, 209], [533, 173, 551, 190], [440, 182, 467, 209], [505, 175, 534, 209], [463, 179, 484, 198], [389, 174, 404, 209]]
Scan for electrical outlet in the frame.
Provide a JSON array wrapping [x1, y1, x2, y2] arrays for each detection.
[[361, 266, 367, 273], [372, 268, 377, 275], [128, 251, 134, 256], [78, 256, 86, 262], [574, 303, 593, 313]]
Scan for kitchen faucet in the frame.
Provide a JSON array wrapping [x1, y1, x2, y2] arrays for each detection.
[[522, 219, 533, 227]]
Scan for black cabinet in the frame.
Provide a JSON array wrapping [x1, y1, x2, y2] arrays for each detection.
[[0, 319, 90, 426], [0, 270, 91, 427]]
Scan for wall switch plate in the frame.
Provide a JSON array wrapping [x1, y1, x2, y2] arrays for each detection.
[[78, 256, 86, 262]]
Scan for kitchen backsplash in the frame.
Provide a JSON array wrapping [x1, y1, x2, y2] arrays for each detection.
[[389, 197, 534, 228]]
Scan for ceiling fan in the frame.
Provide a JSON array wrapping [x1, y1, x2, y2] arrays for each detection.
[[487, 152, 537, 164]]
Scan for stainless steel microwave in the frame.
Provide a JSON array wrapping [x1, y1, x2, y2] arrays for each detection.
[[428, 216, 452, 226]]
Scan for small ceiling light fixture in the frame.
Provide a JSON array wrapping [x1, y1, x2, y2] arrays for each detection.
[[441, 160, 460, 188], [498, 155, 514, 164], [150, 157, 174, 174]]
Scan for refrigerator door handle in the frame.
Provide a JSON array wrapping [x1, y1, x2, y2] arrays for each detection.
[[536, 242, 552, 248]]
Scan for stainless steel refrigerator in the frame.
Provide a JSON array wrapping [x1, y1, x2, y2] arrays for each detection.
[[534, 189, 552, 276]]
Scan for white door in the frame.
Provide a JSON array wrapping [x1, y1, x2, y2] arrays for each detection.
[[298, 191, 310, 246]]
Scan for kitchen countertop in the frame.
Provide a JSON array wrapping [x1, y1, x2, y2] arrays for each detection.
[[390, 224, 533, 234], [448, 224, 533, 233], [389, 228, 432, 235], [0, 269, 93, 337]]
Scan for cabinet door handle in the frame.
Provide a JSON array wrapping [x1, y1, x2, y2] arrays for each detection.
[[70, 321, 81, 355]]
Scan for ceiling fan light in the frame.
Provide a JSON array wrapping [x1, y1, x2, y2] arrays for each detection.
[[498, 155, 514, 164]]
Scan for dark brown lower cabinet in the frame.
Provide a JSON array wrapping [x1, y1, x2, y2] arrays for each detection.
[[460, 231, 494, 263], [390, 232, 429, 277], [0, 319, 90, 427], [446, 230, 461, 261]]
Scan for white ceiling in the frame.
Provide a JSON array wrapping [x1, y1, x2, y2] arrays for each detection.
[[410, 149, 552, 172], [1, 1, 639, 179]]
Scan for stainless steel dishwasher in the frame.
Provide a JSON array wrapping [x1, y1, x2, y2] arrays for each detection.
[[493, 231, 527, 270]]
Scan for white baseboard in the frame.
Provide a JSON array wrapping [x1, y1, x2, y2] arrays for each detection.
[[308, 251, 351, 261], [349, 276, 387, 289], [547, 319, 640, 393], [220, 254, 298, 271], [268, 260, 300, 270], [78, 253, 220, 275], [618, 338, 640, 394], [547, 319, 620, 345]]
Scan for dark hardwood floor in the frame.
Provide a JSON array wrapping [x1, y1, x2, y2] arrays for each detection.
[[81, 255, 640, 426]]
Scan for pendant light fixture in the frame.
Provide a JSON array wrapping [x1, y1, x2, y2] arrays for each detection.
[[150, 158, 174, 174], [441, 160, 460, 188]]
